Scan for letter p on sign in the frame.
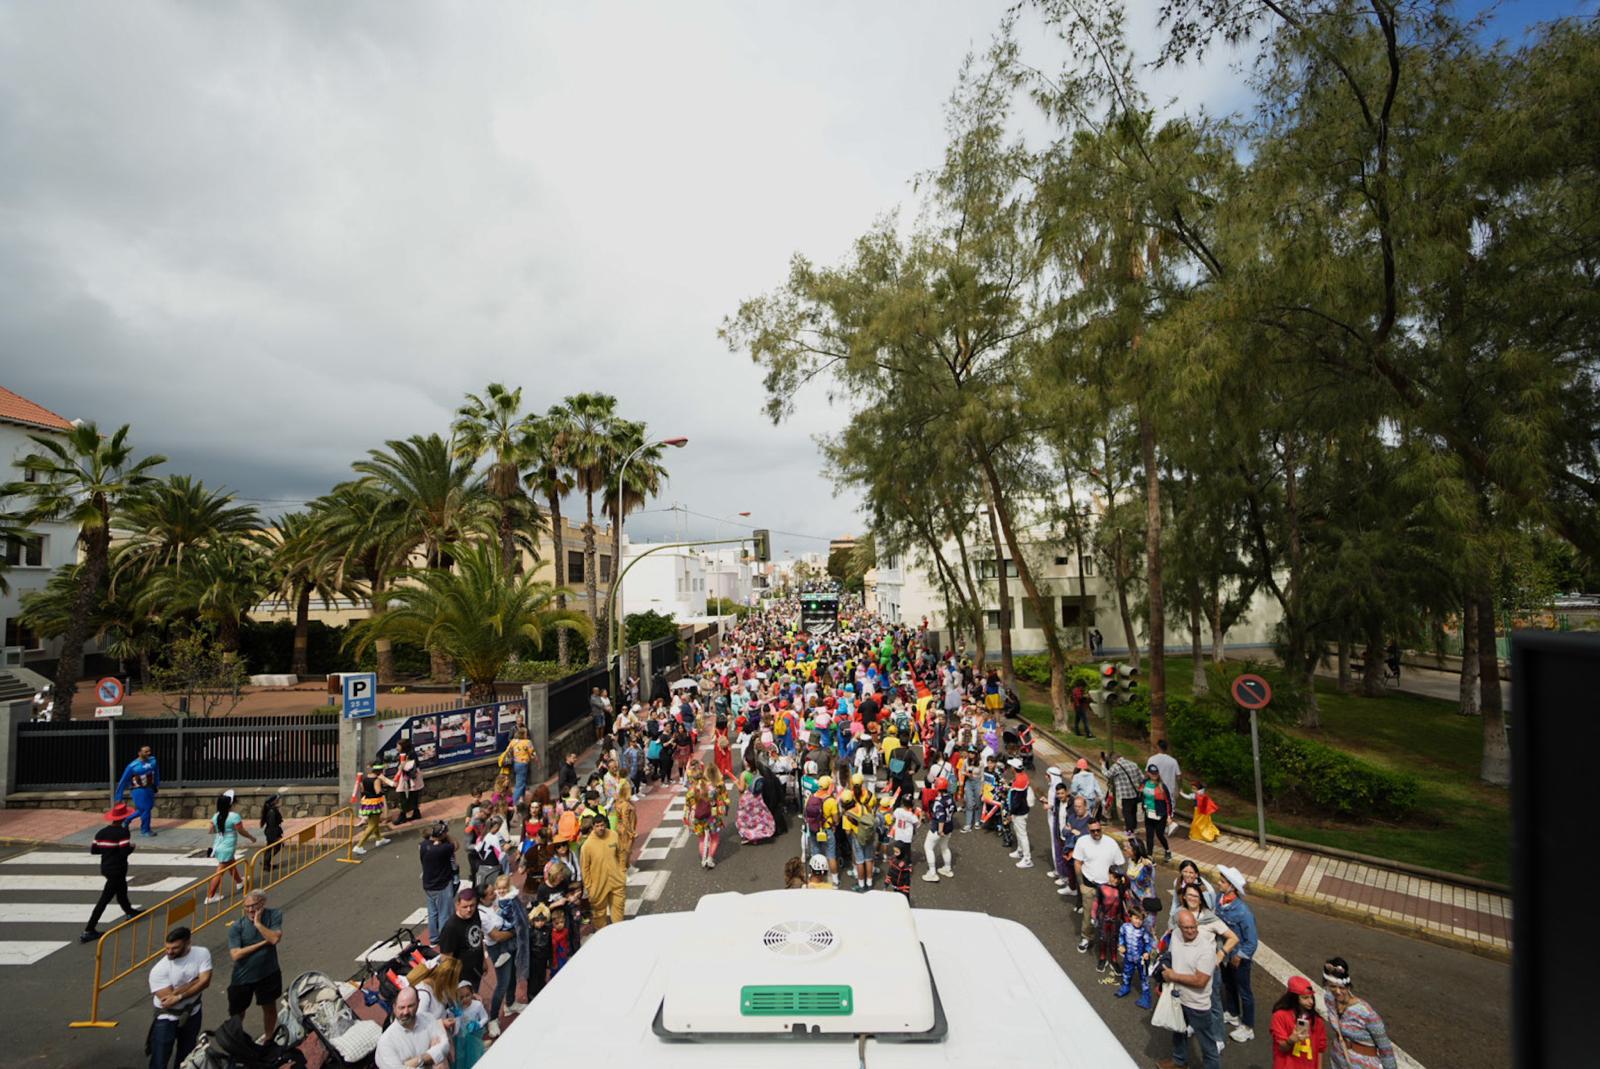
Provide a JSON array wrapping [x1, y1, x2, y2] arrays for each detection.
[[342, 672, 378, 719]]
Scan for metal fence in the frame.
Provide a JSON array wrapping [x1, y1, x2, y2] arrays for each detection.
[[13, 715, 340, 792], [548, 663, 611, 734]]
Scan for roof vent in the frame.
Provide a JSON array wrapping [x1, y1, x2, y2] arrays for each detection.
[[761, 920, 836, 959]]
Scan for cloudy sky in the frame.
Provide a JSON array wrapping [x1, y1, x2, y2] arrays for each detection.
[[0, 1, 1576, 555]]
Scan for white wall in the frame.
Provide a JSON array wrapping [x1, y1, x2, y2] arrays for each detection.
[[1, 421, 82, 666], [619, 541, 708, 623]]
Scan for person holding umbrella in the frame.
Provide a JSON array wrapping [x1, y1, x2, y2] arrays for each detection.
[[80, 801, 142, 943]]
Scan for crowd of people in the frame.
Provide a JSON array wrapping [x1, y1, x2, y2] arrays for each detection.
[[104, 592, 1399, 1069]]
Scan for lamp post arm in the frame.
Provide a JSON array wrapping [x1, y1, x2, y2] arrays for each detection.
[[607, 536, 751, 663]]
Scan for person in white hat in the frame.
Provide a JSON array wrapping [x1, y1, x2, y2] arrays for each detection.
[[1214, 864, 1259, 1044]]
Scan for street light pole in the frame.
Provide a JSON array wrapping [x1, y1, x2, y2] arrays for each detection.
[[613, 436, 687, 676]]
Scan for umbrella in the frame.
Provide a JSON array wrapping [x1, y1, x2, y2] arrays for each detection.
[[669, 678, 699, 691]]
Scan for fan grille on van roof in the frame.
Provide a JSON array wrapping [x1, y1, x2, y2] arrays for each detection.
[[740, 985, 853, 1016], [761, 920, 836, 957]]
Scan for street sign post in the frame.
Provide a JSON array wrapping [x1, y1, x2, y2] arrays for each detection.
[[95, 677, 127, 804], [1231, 673, 1273, 848], [342, 673, 378, 719]]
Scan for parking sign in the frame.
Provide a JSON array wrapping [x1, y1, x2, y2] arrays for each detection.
[[342, 672, 378, 719]]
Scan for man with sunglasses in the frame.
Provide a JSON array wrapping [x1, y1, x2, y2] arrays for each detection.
[[1071, 818, 1124, 956], [1157, 909, 1223, 1069]]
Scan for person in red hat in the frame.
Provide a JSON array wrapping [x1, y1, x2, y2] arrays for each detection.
[[80, 802, 142, 943], [1269, 975, 1327, 1067]]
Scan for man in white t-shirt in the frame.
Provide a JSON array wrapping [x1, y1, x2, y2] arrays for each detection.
[[1071, 820, 1124, 953], [1157, 909, 1222, 1069], [1147, 740, 1181, 815], [376, 986, 450, 1069], [148, 925, 212, 1069]]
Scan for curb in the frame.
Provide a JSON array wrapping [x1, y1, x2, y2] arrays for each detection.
[[1027, 721, 1513, 957]]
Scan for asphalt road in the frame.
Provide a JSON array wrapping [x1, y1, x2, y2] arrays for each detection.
[[2, 802, 1510, 1069]]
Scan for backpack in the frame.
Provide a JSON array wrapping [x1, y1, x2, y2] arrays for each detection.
[[774, 715, 789, 736], [646, 739, 663, 761], [852, 812, 877, 846], [804, 794, 824, 833]]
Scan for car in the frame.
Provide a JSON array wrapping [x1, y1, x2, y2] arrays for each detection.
[[475, 888, 1135, 1068]]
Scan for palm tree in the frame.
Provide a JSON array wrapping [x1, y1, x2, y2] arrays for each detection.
[[346, 542, 590, 702], [353, 434, 493, 680], [601, 419, 667, 663], [452, 383, 536, 573], [0, 423, 164, 719], [139, 535, 272, 651], [112, 474, 261, 586], [307, 481, 412, 683], [552, 392, 620, 663], [269, 511, 366, 676], [521, 410, 576, 665], [19, 563, 162, 683]]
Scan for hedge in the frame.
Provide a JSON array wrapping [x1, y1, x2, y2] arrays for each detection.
[[1012, 655, 1101, 691], [1154, 697, 1419, 820]]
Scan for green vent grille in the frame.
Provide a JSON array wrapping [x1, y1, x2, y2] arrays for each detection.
[[739, 985, 854, 1016]]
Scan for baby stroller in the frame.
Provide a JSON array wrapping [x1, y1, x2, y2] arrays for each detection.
[[178, 1017, 304, 1069], [354, 926, 437, 1023], [278, 971, 382, 1069]]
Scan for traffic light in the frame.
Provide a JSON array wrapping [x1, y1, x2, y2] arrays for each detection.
[[1095, 661, 1139, 705], [752, 529, 771, 563]]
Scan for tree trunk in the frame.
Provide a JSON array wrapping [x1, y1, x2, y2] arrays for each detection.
[[468, 679, 500, 705], [369, 574, 396, 683], [984, 502, 1016, 688], [53, 529, 109, 720], [1476, 588, 1510, 785], [549, 492, 569, 665], [976, 452, 1069, 725], [583, 492, 599, 665], [1138, 410, 1167, 749], [1361, 620, 1384, 697], [292, 585, 311, 676], [1049, 658, 1069, 733], [1113, 544, 1140, 668], [1458, 597, 1480, 716], [1065, 475, 1092, 651], [1209, 589, 1226, 668], [604, 506, 625, 668], [943, 499, 987, 668], [1189, 589, 1207, 695], [499, 498, 517, 576], [1300, 654, 1321, 729], [1337, 637, 1352, 692]]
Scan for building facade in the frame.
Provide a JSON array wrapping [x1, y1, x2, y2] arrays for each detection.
[[1, 387, 83, 670]]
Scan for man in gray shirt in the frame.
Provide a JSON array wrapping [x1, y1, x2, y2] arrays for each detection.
[[226, 890, 283, 1039], [1147, 740, 1181, 816], [1159, 909, 1222, 1069]]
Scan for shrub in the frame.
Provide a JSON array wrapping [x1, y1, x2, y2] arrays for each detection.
[[498, 659, 577, 683], [1013, 654, 1052, 686], [1158, 697, 1418, 820]]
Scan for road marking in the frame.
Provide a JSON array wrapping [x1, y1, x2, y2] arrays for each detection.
[[0, 875, 194, 893], [637, 846, 671, 862], [625, 870, 656, 888], [1, 853, 216, 869], [644, 827, 677, 843], [1253, 942, 1425, 1069], [671, 827, 690, 849], [0, 941, 69, 965], [0, 903, 146, 924], [640, 870, 669, 903]]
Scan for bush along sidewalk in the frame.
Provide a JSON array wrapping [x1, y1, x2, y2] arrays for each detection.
[[1111, 696, 1420, 821]]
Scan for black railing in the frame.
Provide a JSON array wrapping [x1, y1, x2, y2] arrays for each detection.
[[13, 716, 340, 792], [547, 664, 610, 734]]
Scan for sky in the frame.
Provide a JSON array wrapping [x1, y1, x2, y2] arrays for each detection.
[[0, 1, 1586, 556]]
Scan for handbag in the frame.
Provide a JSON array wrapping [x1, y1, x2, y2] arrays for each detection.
[[1151, 981, 1187, 1032]]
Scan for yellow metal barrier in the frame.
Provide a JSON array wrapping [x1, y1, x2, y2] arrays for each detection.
[[69, 806, 360, 1029]]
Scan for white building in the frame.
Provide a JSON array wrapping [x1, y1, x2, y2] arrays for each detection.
[[618, 540, 710, 623], [875, 512, 1283, 659], [1, 386, 83, 671]]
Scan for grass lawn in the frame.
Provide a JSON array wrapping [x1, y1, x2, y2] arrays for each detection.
[[1018, 656, 1510, 884]]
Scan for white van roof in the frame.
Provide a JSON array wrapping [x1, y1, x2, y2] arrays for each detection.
[[474, 889, 1136, 1068]]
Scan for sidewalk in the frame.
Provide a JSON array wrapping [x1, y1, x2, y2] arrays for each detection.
[[1031, 730, 1512, 960]]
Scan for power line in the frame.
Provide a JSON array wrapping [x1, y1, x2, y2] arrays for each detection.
[[630, 505, 833, 543]]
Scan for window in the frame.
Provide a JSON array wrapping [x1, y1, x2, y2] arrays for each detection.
[[1061, 600, 1085, 628], [984, 609, 1013, 630], [599, 555, 611, 582], [978, 558, 1019, 580], [4, 618, 40, 651], [4, 535, 43, 568], [567, 550, 586, 583], [1080, 555, 1095, 577], [1054, 555, 1070, 566], [1021, 599, 1042, 629]]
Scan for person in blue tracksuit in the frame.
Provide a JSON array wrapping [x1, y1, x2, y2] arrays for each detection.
[[115, 746, 161, 836]]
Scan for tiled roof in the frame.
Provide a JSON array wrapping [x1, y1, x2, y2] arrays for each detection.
[[0, 386, 73, 432]]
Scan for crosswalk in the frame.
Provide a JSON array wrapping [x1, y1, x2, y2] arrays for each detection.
[[0, 846, 215, 965]]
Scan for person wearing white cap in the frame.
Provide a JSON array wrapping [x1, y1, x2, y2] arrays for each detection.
[[1214, 865, 1259, 1043]]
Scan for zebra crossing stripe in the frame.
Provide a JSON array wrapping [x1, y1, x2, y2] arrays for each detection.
[[0, 875, 194, 894], [0, 903, 145, 925], [0, 941, 69, 965], [1, 853, 217, 869]]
